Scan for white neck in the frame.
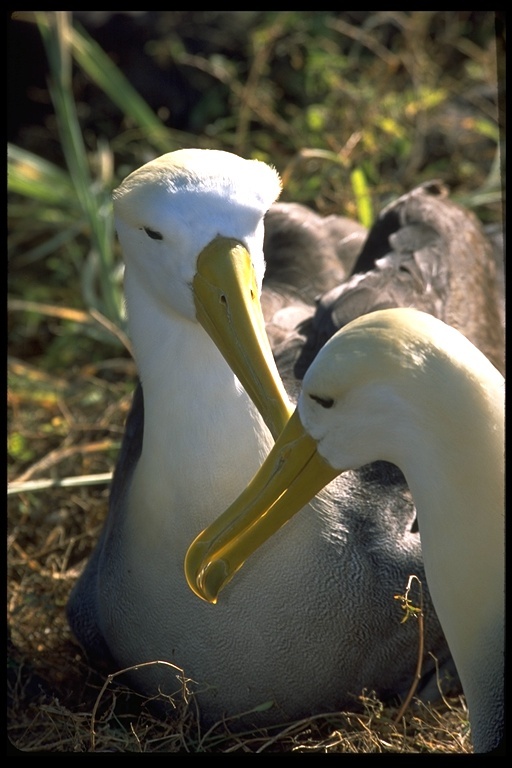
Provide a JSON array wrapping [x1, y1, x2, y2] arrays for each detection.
[[124, 273, 274, 550], [390, 368, 504, 751]]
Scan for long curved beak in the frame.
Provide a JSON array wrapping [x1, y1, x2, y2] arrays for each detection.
[[184, 409, 339, 603], [194, 237, 293, 439]]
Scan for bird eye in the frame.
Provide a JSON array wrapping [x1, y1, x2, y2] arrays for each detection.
[[309, 394, 334, 409], [143, 227, 163, 240]]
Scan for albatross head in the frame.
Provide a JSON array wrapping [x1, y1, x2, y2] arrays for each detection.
[[113, 148, 292, 437], [185, 307, 504, 603]]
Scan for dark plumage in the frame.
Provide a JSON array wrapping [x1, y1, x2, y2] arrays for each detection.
[[271, 181, 504, 395], [264, 201, 367, 298]]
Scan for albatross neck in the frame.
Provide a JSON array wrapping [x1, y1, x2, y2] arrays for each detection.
[[389, 361, 504, 714], [125, 281, 275, 543]]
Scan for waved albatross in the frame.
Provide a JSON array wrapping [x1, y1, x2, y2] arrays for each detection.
[[186, 308, 504, 752], [67, 149, 500, 728]]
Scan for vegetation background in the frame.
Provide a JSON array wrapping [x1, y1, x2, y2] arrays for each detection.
[[7, 11, 505, 753]]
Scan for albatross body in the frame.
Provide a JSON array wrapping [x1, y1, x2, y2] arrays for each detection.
[[67, 148, 499, 728], [186, 308, 504, 751], [272, 179, 504, 392]]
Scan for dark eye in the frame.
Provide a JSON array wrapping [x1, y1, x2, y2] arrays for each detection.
[[143, 227, 163, 240], [309, 394, 334, 409]]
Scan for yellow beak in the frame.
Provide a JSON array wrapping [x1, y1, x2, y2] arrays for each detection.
[[184, 409, 339, 603], [193, 237, 293, 440]]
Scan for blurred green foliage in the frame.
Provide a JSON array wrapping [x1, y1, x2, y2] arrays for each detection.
[[8, 11, 504, 366]]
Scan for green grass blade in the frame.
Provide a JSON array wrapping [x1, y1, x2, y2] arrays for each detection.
[[350, 167, 373, 228]]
